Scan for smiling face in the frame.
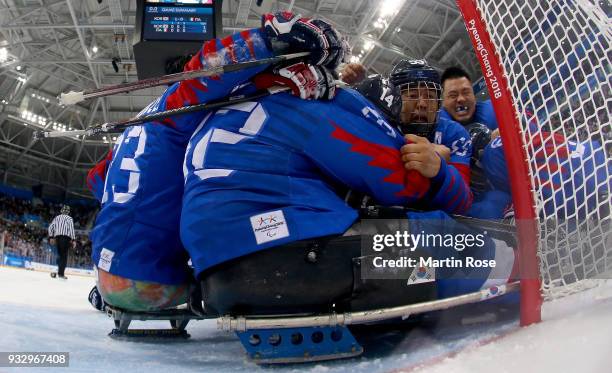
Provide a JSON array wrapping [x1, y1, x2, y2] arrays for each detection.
[[442, 77, 476, 124], [400, 82, 440, 126]]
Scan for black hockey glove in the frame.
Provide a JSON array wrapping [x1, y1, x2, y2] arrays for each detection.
[[88, 286, 107, 312], [261, 11, 348, 69]]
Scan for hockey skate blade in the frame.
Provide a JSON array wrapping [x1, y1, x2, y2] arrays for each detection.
[[109, 328, 190, 341]]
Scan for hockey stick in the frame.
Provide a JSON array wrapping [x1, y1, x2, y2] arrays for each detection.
[[34, 86, 291, 141], [59, 51, 310, 105]]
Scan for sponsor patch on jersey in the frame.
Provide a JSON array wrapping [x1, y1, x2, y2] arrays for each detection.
[[250, 210, 290, 245], [98, 248, 114, 271], [406, 265, 435, 285]]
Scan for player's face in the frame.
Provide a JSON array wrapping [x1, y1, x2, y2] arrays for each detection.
[[400, 83, 439, 125], [443, 77, 476, 124]]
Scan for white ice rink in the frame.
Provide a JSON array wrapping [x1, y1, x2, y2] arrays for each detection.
[[1, 265, 611, 373]]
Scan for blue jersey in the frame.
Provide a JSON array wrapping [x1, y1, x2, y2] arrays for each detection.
[[432, 116, 473, 176], [440, 99, 498, 218], [182, 89, 474, 275], [440, 100, 498, 130], [482, 135, 610, 218], [90, 29, 274, 285]]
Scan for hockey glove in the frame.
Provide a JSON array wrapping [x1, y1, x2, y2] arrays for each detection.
[[253, 62, 336, 100], [262, 11, 348, 69], [88, 286, 107, 312]]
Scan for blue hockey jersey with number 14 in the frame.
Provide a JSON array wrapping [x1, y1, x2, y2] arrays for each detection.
[[181, 88, 473, 276]]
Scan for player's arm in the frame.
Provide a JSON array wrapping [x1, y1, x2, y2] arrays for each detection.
[[150, 13, 346, 129], [86, 149, 113, 202], [305, 112, 431, 207], [401, 134, 473, 214]]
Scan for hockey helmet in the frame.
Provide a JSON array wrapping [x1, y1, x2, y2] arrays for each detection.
[[389, 59, 442, 138], [355, 74, 401, 127]]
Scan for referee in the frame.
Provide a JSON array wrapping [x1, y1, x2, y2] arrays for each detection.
[[48, 205, 75, 280]]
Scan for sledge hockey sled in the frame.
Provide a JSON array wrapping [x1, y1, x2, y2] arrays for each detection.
[[105, 209, 519, 364], [105, 281, 518, 364]]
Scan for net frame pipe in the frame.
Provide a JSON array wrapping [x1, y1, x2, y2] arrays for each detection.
[[456, 0, 542, 325]]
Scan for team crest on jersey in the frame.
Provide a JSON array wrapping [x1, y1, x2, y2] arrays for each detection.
[[250, 210, 290, 244]]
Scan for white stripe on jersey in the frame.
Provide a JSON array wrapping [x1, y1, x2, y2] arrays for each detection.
[[48, 214, 75, 239]]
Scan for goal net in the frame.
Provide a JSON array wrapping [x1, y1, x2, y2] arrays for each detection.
[[456, 0, 611, 323]]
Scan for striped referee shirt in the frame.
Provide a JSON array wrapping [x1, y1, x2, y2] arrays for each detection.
[[48, 214, 75, 240]]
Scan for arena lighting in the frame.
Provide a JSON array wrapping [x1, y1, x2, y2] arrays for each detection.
[[0, 47, 7, 63], [379, 0, 403, 18], [363, 40, 374, 51]]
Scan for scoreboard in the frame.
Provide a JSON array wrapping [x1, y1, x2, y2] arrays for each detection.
[[142, 1, 216, 41], [133, 0, 222, 80]]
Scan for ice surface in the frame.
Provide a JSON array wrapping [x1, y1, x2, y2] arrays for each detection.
[[1, 266, 610, 373]]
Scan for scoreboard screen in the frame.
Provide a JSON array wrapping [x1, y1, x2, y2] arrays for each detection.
[[142, 0, 216, 41]]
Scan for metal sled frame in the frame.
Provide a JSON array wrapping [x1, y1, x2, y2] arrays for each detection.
[[108, 307, 207, 340], [106, 282, 519, 363]]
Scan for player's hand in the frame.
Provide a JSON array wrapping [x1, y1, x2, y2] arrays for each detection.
[[432, 144, 451, 162], [401, 134, 442, 178], [340, 63, 366, 85], [262, 12, 348, 69], [49, 238, 56, 246], [253, 62, 336, 100], [491, 128, 500, 140]]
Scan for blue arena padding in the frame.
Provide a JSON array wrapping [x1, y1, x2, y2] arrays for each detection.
[[236, 325, 363, 364]]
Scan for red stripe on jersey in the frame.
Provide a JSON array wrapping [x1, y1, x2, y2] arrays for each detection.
[[202, 38, 218, 63], [165, 75, 209, 109], [220, 35, 238, 63], [533, 131, 569, 160], [86, 149, 113, 191], [444, 174, 461, 209], [240, 30, 256, 58], [455, 183, 473, 214], [330, 121, 429, 199], [184, 50, 203, 72], [451, 163, 471, 186]]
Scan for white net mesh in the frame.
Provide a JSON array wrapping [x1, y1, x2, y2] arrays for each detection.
[[470, 0, 612, 299]]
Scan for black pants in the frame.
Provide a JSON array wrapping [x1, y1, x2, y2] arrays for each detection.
[[55, 236, 71, 277]]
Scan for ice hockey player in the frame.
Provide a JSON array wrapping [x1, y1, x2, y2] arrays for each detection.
[[339, 60, 474, 200], [88, 11, 348, 312], [480, 132, 611, 219], [389, 59, 474, 213], [180, 58, 484, 315], [439, 66, 499, 133]]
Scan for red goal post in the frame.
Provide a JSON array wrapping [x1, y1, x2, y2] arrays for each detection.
[[455, 0, 611, 325]]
